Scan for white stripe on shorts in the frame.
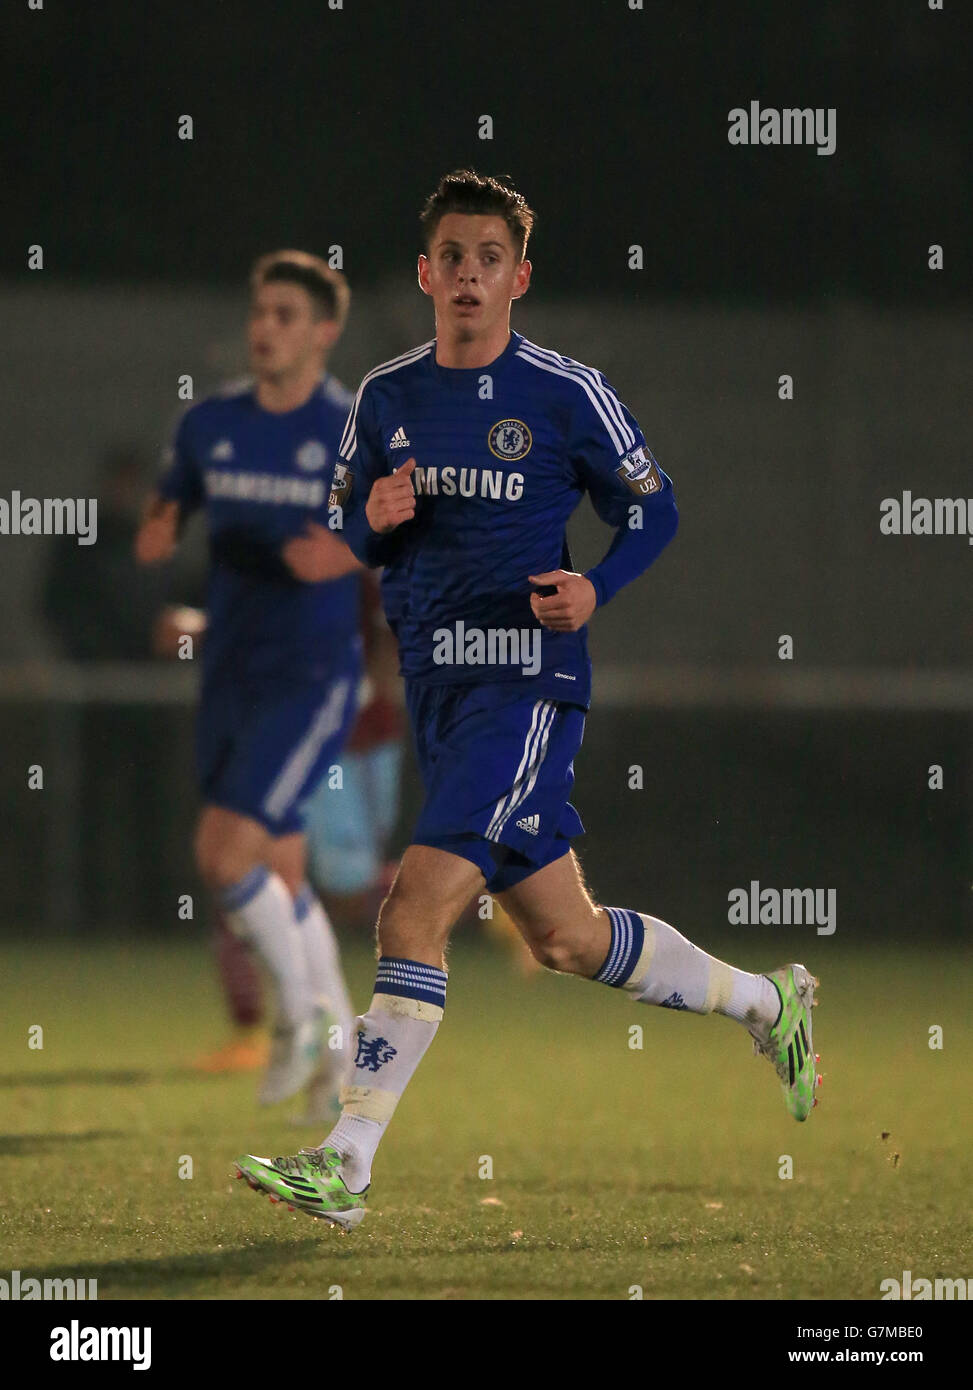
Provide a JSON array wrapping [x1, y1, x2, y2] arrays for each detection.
[[262, 679, 351, 823], [485, 699, 556, 842]]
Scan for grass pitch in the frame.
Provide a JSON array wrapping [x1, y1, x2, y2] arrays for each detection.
[[1, 937, 969, 1300]]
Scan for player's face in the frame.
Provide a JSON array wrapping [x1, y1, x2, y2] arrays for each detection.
[[418, 214, 531, 342], [247, 283, 337, 381]]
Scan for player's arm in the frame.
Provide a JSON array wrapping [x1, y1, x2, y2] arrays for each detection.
[[330, 384, 412, 567], [283, 431, 369, 582], [360, 568, 403, 702], [135, 413, 202, 567], [530, 378, 678, 632], [582, 439, 678, 607], [281, 523, 363, 583], [134, 492, 182, 565]]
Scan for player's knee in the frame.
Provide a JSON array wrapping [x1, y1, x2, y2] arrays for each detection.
[[267, 834, 306, 898], [273, 864, 303, 898], [193, 827, 216, 884], [194, 829, 259, 890], [529, 933, 589, 975]]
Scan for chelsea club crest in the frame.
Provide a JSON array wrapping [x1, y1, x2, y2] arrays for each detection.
[[295, 440, 328, 472], [488, 419, 532, 461]]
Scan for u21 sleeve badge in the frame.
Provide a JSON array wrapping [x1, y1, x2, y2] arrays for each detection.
[[328, 460, 354, 508], [615, 445, 663, 496]]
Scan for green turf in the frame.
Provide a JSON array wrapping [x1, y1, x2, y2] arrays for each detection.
[[1, 938, 969, 1300]]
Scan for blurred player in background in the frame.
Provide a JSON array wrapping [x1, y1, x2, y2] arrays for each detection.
[[156, 572, 406, 1112], [136, 251, 361, 1111], [236, 171, 821, 1228], [152, 601, 272, 1075]]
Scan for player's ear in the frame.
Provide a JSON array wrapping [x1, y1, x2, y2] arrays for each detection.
[[417, 254, 432, 297], [512, 258, 532, 300], [317, 317, 342, 352]]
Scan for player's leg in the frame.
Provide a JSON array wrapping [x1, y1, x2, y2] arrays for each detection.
[[270, 831, 353, 1039], [202, 671, 355, 995], [497, 846, 770, 1002], [320, 843, 483, 1182], [270, 829, 357, 1119], [213, 915, 263, 1031], [195, 806, 311, 1033], [240, 673, 363, 1110], [495, 848, 607, 971], [189, 686, 270, 1072], [497, 849, 820, 1120], [267, 830, 305, 898], [197, 805, 328, 1105], [235, 842, 482, 1219], [190, 915, 268, 1072], [376, 842, 483, 962], [312, 687, 565, 1191]]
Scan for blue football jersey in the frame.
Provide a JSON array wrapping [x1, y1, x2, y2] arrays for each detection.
[[330, 332, 677, 707], [158, 375, 361, 686]]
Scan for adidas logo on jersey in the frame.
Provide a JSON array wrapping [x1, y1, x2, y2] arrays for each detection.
[[210, 439, 234, 461], [389, 426, 410, 449], [516, 814, 540, 836]]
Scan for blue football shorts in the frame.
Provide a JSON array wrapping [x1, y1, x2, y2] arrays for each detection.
[[196, 672, 359, 837], [406, 681, 586, 893]]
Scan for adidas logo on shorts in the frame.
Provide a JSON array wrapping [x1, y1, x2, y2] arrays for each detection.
[[516, 814, 540, 836], [389, 426, 410, 449]]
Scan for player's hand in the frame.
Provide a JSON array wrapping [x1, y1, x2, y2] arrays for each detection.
[[282, 522, 361, 583], [528, 570, 598, 632], [152, 605, 206, 659], [134, 497, 180, 565], [365, 457, 417, 533]]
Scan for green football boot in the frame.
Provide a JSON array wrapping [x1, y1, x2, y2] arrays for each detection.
[[750, 964, 822, 1121], [234, 1146, 367, 1229]]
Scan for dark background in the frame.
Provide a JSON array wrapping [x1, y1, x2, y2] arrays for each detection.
[[1, 0, 969, 940], [3, 0, 969, 300]]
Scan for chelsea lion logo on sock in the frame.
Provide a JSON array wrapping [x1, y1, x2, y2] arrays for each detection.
[[355, 1034, 398, 1073]]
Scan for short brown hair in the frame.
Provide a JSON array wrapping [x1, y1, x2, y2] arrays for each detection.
[[249, 249, 350, 329], [419, 169, 535, 261]]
